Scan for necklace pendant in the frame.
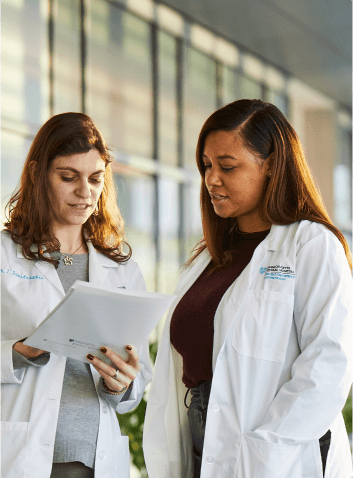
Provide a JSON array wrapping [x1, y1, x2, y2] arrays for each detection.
[[63, 255, 73, 266]]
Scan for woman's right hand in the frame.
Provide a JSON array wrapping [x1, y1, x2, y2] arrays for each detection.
[[13, 340, 48, 359]]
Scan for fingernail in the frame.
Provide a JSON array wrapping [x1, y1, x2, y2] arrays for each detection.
[[87, 354, 94, 360], [126, 345, 132, 351], [100, 347, 107, 353]]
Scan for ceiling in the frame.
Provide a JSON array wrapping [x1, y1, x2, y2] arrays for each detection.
[[161, 0, 352, 109]]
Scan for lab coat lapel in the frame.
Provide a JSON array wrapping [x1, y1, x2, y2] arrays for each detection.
[[87, 242, 111, 285], [34, 260, 65, 294], [212, 226, 283, 368], [15, 244, 64, 295]]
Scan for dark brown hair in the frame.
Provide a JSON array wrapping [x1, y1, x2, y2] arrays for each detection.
[[187, 99, 351, 270], [5, 112, 131, 264]]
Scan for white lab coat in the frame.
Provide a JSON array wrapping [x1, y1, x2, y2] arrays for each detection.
[[143, 220, 352, 478], [1, 230, 153, 478]]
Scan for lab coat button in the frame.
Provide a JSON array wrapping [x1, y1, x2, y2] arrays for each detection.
[[206, 456, 214, 464], [212, 404, 220, 412], [102, 406, 108, 414], [218, 352, 223, 359], [99, 451, 107, 460]]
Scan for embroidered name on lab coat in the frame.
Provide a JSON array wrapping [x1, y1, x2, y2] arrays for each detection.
[[260, 265, 295, 281], [1, 268, 44, 280]]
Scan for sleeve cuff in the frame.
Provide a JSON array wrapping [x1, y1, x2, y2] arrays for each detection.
[[97, 377, 133, 409], [12, 349, 51, 371]]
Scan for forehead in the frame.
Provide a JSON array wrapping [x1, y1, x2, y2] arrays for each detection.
[[51, 149, 106, 171], [204, 130, 245, 153]]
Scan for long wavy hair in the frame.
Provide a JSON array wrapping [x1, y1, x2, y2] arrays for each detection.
[[5, 112, 131, 264], [187, 99, 351, 270]]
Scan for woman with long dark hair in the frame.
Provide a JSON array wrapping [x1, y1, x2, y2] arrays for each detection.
[[144, 100, 352, 478], [1, 113, 152, 478]]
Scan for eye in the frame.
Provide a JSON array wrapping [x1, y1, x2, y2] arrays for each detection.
[[203, 163, 211, 169], [61, 176, 75, 182], [90, 176, 103, 183], [221, 166, 236, 172]]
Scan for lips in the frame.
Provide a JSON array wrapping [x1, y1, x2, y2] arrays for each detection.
[[210, 194, 227, 199], [68, 204, 91, 209], [209, 192, 228, 200]]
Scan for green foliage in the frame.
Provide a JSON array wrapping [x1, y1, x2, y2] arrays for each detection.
[[117, 342, 158, 477], [342, 395, 352, 435]]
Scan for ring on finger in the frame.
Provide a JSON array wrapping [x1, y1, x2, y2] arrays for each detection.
[[112, 369, 120, 380]]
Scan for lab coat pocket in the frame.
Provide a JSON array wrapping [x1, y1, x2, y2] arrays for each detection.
[[237, 434, 302, 478], [114, 435, 130, 478], [1, 421, 29, 478], [232, 290, 294, 363]]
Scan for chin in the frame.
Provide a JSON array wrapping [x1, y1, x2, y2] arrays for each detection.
[[213, 207, 235, 219]]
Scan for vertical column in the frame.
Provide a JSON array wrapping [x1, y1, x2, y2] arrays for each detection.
[[48, 0, 54, 116], [176, 37, 186, 265], [216, 61, 223, 109], [80, 0, 86, 113], [151, 24, 160, 292]]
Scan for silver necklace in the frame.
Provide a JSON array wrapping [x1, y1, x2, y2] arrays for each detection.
[[61, 242, 84, 266]]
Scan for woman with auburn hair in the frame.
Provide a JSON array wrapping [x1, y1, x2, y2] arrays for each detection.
[[1, 112, 152, 478], [144, 99, 352, 478]]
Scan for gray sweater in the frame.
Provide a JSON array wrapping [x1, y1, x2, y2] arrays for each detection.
[[12, 252, 131, 468]]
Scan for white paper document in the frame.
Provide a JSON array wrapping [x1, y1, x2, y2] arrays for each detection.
[[24, 281, 176, 364]]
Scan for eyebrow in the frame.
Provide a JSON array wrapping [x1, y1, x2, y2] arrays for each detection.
[[56, 167, 105, 174], [202, 154, 238, 161]]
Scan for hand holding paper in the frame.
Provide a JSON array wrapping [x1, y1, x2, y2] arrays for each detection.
[[24, 281, 176, 364]]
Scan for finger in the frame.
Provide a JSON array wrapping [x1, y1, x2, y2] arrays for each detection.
[[125, 344, 141, 372], [99, 369, 130, 392], [86, 353, 121, 379], [99, 347, 139, 381]]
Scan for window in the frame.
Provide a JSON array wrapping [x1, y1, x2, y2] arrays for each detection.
[[158, 31, 178, 165], [183, 47, 217, 169], [87, 0, 153, 156]]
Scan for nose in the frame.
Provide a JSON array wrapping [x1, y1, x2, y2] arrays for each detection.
[[75, 179, 91, 199], [205, 165, 223, 187]]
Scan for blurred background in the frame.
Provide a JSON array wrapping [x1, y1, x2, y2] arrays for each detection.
[[1, 0, 352, 475]]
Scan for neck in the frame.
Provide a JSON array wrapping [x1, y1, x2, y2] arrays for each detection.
[[51, 224, 86, 254], [236, 215, 272, 233]]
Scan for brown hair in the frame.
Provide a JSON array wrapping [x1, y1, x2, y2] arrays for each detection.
[[187, 99, 352, 270], [5, 112, 131, 264]]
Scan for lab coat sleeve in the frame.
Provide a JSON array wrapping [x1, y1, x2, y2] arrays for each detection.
[[238, 230, 352, 476], [1, 340, 26, 383], [96, 376, 132, 408], [115, 260, 153, 414]]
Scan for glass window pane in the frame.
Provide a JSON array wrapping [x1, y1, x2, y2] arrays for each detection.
[[1, 0, 49, 128], [53, 0, 81, 113], [158, 178, 180, 294], [87, 0, 153, 156], [334, 129, 352, 233], [114, 173, 156, 292], [222, 66, 238, 106], [1, 131, 32, 225], [266, 89, 287, 114], [183, 183, 203, 262], [240, 76, 262, 100], [158, 31, 178, 165], [183, 47, 217, 169]]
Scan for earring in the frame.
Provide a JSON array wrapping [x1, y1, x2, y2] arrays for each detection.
[[268, 172, 272, 177], [93, 203, 99, 216]]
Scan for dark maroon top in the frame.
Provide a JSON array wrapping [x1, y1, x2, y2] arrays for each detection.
[[170, 228, 270, 388]]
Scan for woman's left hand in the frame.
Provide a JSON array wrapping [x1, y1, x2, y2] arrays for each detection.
[[87, 345, 141, 392]]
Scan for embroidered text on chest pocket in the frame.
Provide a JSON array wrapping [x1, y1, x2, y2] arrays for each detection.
[[231, 290, 294, 363]]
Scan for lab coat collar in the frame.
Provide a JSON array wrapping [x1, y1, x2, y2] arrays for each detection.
[[16, 240, 120, 291], [266, 223, 294, 251], [87, 241, 120, 286]]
